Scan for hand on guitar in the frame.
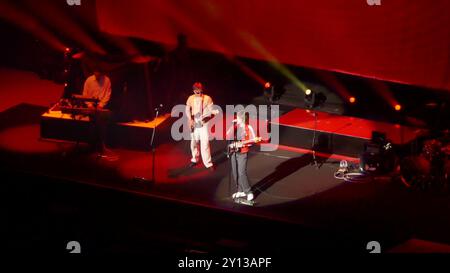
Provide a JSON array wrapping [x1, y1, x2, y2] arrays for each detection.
[[227, 137, 262, 156], [188, 118, 195, 131], [190, 109, 219, 131]]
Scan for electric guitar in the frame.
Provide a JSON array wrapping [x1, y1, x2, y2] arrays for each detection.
[[190, 109, 219, 131], [227, 137, 262, 156]]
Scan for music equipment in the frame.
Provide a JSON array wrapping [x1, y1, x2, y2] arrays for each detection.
[[60, 106, 110, 116], [190, 109, 219, 132], [71, 94, 100, 104], [359, 131, 396, 174], [399, 137, 449, 190], [226, 137, 262, 156]]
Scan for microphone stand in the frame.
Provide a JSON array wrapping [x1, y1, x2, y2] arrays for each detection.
[[134, 105, 161, 184], [311, 110, 319, 169], [227, 142, 240, 201], [306, 90, 326, 169]]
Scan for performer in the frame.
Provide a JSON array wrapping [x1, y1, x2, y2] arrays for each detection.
[[226, 111, 259, 201], [82, 69, 112, 154], [185, 82, 215, 170], [82, 69, 111, 109]]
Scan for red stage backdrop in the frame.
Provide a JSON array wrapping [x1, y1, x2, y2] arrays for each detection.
[[96, 0, 450, 91]]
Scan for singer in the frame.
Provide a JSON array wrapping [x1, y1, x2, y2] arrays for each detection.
[[226, 111, 259, 201]]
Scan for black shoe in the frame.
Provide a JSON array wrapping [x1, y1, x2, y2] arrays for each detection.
[[188, 162, 198, 168], [207, 165, 216, 172]]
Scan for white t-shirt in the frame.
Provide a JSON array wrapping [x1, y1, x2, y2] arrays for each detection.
[[82, 75, 111, 107], [186, 94, 213, 122]]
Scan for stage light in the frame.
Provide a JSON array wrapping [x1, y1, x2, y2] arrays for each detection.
[[304, 89, 314, 108], [349, 97, 356, 103], [264, 82, 274, 103], [394, 104, 402, 111], [64, 83, 68, 87], [305, 89, 326, 109]]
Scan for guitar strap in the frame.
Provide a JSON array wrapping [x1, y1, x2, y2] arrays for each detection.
[[201, 94, 204, 118], [235, 124, 249, 141], [245, 125, 250, 141]]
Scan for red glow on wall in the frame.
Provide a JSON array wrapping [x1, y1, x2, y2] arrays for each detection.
[[22, 1, 106, 55], [96, 0, 450, 91], [0, 1, 66, 52]]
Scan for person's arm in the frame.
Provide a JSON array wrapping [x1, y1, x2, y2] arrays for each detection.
[[248, 125, 256, 140], [205, 96, 214, 115], [185, 96, 192, 117], [99, 77, 111, 108], [242, 125, 257, 148], [82, 78, 93, 108], [201, 96, 217, 126], [185, 96, 193, 129], [226, 124, 235, 140], [82, 79, 88, 97]]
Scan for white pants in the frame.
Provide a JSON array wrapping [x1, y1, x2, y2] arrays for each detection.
[[190, 125, 213, 168]]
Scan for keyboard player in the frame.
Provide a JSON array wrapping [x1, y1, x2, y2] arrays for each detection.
[[81, 69, 112, 155], [82, 69, 111, 109]]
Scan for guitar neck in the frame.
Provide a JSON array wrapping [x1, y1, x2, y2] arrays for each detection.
[[235, 137, 261, 145], [194, 109, 218, 120], [240, 139, 255, 145]]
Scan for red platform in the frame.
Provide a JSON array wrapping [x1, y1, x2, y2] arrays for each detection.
[[276, 108, 426, 145]]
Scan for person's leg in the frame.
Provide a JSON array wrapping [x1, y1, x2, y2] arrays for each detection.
[[190, 129, 200, 163], [230, 153, 239, 191], [99, 110, 112, 152], [237, 153, 251, 193], [199, 126, 213, 168], [92, 111, 108, 153]]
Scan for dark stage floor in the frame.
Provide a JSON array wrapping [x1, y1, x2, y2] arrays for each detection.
[[2, 68, 450, 254]]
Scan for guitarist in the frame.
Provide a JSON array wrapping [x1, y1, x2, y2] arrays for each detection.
[[185, 82, 215, 170], [226, 110, 258, 201]]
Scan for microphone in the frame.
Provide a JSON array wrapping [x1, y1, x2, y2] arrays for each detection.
[[154, 104, 163, 111]]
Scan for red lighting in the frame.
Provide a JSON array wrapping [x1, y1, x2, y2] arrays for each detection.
[[349, 97, 356, 103], [65, 47, 70, 52], [64, 83, 68, 87], [394, 104, 402, 111], [264, 82, 271, 89]]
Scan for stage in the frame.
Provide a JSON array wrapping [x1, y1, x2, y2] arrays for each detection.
[[3, 110, 450, 252], [1, 72, 450, 253], [2, 0, 450, 259], [274, 108, 427, 157]]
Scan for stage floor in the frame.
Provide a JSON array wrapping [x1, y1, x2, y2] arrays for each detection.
[[2, 103, 450, 253]]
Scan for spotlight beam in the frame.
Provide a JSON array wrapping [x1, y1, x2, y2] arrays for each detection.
[[0, 1, 66, 52]]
